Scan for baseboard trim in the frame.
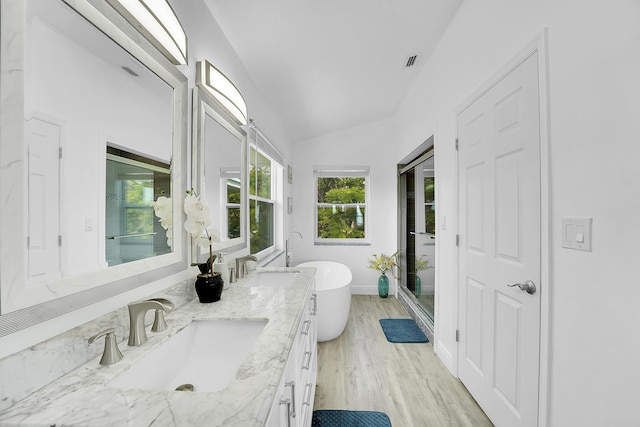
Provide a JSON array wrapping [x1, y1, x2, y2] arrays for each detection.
[[351, 285, 380, 295]]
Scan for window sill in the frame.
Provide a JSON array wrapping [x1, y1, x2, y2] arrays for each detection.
[[257, 250, 285, 267], [314, 240, 371, 247]]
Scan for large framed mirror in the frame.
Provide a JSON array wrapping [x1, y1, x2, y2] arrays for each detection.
[[0, 0, 188, 335], [192, 68, 248, 259]]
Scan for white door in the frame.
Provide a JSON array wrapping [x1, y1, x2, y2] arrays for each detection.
[[27, 118, 62, 282], [457, 53, 541, 427]]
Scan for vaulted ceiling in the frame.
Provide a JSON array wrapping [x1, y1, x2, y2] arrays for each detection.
[[203, 0, 463, 143]]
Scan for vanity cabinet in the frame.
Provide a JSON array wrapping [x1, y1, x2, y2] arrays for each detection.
[[266, 291, 318, 427]]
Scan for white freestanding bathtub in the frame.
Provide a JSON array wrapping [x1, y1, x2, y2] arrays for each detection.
[[297, 261, 352, 342]]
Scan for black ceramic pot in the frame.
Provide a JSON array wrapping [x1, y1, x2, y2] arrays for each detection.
[[195, 272, 224, 303]]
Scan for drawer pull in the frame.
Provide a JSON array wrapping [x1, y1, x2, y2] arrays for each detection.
[[303, 383, 313, 406], [310, 294, 317, 315], [285, 381, 296, 418], [302, 320, 311, 335], [302, 351, 312, 370], [279, 398, 292, 427]]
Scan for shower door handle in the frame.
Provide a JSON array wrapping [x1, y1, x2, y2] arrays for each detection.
[[507, 280, 536, 295]]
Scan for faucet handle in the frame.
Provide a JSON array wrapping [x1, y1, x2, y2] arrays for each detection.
[[151, 309, 168, 332], [88, 328, 123, 366], [147, 298, 173, 332]]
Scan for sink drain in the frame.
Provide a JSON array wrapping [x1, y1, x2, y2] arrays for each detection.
[[175, 384, 194, 392]]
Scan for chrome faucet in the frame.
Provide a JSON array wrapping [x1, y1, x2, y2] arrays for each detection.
[[88, 327, 123, 366], [285, 231, 303, 267], [127, 298, 173, 346], [235, 255, 258, 279]]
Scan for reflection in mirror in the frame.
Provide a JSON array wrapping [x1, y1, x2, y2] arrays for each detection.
[[0, 0, 187, 334], [23, 0, 173, 281], [192, 87, 247, 259], [105, 148, 171, 266], [204, 114, 242, 240]]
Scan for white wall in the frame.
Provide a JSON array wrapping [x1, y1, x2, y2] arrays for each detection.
[[395, 0, 640, 425], [292, 118, 398, 294]]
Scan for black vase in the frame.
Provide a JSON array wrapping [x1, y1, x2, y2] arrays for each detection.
[[195, 272, 224, 303]]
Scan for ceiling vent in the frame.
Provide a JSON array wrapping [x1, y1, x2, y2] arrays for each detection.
[[405, 54, 418, 68]]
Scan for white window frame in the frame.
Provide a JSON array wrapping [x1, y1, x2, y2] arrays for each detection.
[[248, 144, 283, 258], [314, 165, 370, 246]]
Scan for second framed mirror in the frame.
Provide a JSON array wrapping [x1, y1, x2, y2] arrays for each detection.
[[192, 61, 248, 259]]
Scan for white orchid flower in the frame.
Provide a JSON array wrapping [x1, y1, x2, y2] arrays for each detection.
[[184, 216, 211, 237], [165, 228, 173, 248], [152, 195, 173, 247], [152, 196, 172, 231], [184, 193, 210, 220], [195, 227, 221, 248], [184, 191, 215, 240], [152, 196, 171, 216]]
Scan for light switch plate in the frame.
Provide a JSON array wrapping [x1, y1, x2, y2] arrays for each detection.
[[562, 217, 592, 251]]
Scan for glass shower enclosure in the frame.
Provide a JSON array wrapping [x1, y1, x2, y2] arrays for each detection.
[[399, 152, 436, 326]]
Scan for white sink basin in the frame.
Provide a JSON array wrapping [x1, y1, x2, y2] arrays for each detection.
[[110, 319, 267, 393], [242, 271, 300, 288]]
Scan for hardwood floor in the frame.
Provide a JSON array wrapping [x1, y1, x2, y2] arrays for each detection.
[[314, 295, 493, 427]]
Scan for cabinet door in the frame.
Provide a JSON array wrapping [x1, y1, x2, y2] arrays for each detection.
[[267, 291, 318, 427], [266, 350, 298, 427], [298, 294, 318, 426]]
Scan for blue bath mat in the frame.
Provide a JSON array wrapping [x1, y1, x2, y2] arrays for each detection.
[[379, 318, 428, 343], [312, 410, 392, 427]]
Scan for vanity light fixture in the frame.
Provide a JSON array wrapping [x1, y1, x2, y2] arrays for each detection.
[[196, 60, 248, 126], [106, 0, 188, 65]]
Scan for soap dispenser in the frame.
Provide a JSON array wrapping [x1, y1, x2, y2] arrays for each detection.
[[213, 252, 230, 288]]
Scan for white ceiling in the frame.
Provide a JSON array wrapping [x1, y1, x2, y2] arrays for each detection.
[[203, 0, 462, 143]]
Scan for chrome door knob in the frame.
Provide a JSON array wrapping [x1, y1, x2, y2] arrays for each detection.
[[507, 280, 536, 295]]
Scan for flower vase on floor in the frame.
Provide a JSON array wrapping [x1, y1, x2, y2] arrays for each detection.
[[415, 275, 422, 297], [368, 251, 399, 299], [195, 272, 224, 303], [378, 273, 389, 298]]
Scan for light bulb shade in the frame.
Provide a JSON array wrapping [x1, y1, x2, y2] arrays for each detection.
[[196, 60, 248, 126], [107, 0, 188, 65]]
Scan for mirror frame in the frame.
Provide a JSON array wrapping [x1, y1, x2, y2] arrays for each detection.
[[191, 85, 248, 259], [0, 0, 189, 337]]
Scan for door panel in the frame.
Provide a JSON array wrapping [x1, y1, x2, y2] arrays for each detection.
[[495, 151, 523, 262], [27, 118, 61, 282], [494, 291, 521, 406], [466, 163, 485, 252], [464, 278, 485, 373], [458, 53, 541, 427]]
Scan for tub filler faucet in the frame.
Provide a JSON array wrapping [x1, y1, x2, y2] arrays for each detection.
[[127, 298, 174, 346], [285, 231, 303, 267]]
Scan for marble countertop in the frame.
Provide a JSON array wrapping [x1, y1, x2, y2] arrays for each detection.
[[0, 268, 316, 427]]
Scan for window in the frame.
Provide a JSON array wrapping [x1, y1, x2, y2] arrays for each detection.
[[314, 166, 369, 244], [248, 142, 283, 256]]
